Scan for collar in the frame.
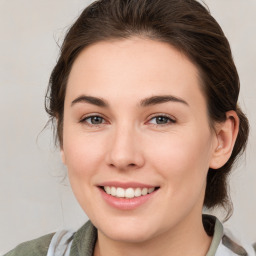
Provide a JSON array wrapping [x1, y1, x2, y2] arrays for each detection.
[[70, 215, 224, 256]]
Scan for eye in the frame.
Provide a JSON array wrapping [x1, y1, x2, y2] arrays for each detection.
[[80, 115, 106, 126], [148, 115, 176, 125]]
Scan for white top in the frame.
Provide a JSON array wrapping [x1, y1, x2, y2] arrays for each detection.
[[47, 230, 74, 256]]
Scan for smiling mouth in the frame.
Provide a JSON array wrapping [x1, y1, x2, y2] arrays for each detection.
[[100, 186, 159, 199]]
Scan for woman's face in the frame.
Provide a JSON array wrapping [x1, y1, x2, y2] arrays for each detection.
[[62, 38, 218, 242]]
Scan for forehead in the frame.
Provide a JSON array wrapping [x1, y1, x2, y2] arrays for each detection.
[[66, 37, 205, 108]]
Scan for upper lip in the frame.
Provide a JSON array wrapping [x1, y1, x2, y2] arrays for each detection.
[[97, 181, 158, 189]]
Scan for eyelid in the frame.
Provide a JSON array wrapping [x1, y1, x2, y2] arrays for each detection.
[[79, 113, 176, 127], [79, 114, 108, 127], [147, 113, 176, 125]]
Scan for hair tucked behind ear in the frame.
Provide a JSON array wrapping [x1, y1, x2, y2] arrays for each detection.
[[204, 106, 249, 217], [45, 0, 249, 216]]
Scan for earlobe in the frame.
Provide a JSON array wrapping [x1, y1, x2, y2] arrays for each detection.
[[210, 111, 239, 169], [61, 150, 66, 165], [56, 117, 66, 165]]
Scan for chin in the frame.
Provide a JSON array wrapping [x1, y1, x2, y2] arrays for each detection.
[[95, 217, 158, 243], [102, 227, 155, 243]]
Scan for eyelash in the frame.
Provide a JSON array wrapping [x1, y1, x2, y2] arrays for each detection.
[[80, 114, 176, 128], [148, 114, 176, 127], [80, 115, 108, 127]]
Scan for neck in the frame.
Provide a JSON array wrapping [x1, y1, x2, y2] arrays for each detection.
[[94, 213, 212, 256]]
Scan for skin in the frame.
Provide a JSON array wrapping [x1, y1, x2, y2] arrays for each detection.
[[61, 37, 239, 256]]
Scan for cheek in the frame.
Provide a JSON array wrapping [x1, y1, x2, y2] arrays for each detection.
[[62, 132, 108, 212], [147, 128, 213, 192], [62, 129, 107, 180]]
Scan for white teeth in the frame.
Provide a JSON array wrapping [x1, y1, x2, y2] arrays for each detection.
[[148, 187, 154, 193], [110, 187, 116, 196], [141, 188, 148, 196], [125, 188, 135, 198], [134, 188, 142, 197], [116, 187, 125, 197], [105, 186, 111, 194], [103, 186, 156, 198]]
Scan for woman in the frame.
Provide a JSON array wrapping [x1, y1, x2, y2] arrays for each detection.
[[4, 0, 254, 255]]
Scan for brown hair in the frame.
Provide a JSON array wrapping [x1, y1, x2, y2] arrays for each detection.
[[45, 0, 249, 214]]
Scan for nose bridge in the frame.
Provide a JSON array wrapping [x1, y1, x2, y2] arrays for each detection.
[[106, 121, 144, 170]]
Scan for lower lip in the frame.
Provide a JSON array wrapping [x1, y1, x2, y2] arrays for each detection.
[[99, 188, 157, 210]]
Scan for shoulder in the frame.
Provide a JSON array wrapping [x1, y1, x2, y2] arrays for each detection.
[[4, 221, 97, 256], [70, 220, 97, 255], [3, 233, 54, 256]]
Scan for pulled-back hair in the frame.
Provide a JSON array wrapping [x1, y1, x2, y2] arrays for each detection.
[[45, 0, 249, 215]]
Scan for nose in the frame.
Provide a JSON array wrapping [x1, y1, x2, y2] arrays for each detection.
[[105, 124, 145, 171]]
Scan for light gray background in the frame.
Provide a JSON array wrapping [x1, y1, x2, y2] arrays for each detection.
[[0, 0, 255, 254]]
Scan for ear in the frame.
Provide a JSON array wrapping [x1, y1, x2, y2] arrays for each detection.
[[210, 110, 239, 169], [56, 115, 66, 165], [60, 149, 66, 165]]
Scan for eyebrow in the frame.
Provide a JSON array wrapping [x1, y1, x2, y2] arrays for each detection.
[[71, 95, 188, 108], [71, 95, 109, 108], [140, 95, 188, 107]]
